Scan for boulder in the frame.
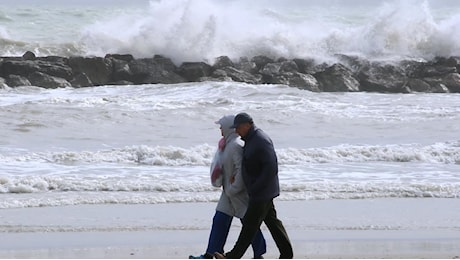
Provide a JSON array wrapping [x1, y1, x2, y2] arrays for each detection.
[[68, 56, 112, 85], [260, 63, 282, 84], [105, 54, 134, 62], [5, 75, 32, 87], [178, 62, 212, 82], [129, 58, 184, 84], [285, 72, 320, 92], [407, 78, 432, 93], [217, 67, 262, 84], [70, 72, 93, 88], [153, 55, 177, 72], [212, 56, 234, 70], [280, 60, 299, 73], [314, 63, 360, 92], [37, 61, 73, 80], [357, 62, 410, 93], [251, 55, 275, 71], [0, 77, 8, 89], [0, 60, 40, 77], [293, 58, 318, 74], [28, 72, 72, 89], [22, 51, 36, 60], [421, 78, 450, 93], [442, 73, 460, 93], [235, 57, 258, 74], [205, 69, 233, 82]]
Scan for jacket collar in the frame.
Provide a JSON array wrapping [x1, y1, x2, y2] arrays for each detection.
[[242, 125, 257, 142]]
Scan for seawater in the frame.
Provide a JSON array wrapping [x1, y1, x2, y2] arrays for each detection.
[[1, 0, 460, 208], [1, 0, 460, 62], [0, 83, 459, 208]]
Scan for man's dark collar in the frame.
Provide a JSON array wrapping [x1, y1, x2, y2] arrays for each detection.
[[242, 125, 257, 141]]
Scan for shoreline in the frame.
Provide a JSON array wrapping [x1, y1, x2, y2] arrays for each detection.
[[0, 198, 459, 258]]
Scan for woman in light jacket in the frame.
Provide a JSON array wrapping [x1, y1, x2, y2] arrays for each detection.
[[189, 115, 266, 259]]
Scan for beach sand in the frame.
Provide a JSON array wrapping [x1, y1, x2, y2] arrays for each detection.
[[0, 198, 459, 259]]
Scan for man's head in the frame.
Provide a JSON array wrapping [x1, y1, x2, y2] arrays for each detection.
[[230, 112, 253, 137]]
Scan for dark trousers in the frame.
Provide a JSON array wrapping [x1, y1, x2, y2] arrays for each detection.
[[225, 199, 293, 259], [206, 211, 266, 257]]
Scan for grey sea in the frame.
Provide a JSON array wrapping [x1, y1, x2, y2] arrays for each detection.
[[1, 0, 459, 207], [1, 1, 460, 258]]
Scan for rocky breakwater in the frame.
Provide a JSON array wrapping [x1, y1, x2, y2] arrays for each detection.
[[1, 51, 460, 93]]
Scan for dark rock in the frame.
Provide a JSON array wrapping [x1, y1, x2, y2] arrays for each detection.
[[0, 77, 7, 89], [357, 62, 409, 93], [70, 72, 93, 88], [407, 78, 432, 93], [111, 59, 132, 82], [260, 63, 282, 84], [422, 65, 456, 77], [129, 58, 184, 84], [280, 60, 299, 73], [434, 56, 458, 67], [212, 56, 234, 70], [293, 58, 319, 74], [235, 57, 258, 74], [277, 57, 288, 62], [178, 62, 212, 82], [109, 80, 134, 85], [1, 53, 460, 93], [68, 56, 112, 85], [261, 63, 281, 75], [28, 71, 72, 89], [22, 51, 36, 60], [251, 55, 275, 71], [217, 67, 262, 84], [206, 69, 233, 82], [127, 59, 154, 84], [153, 55, 178, 72], [5, 75, 32, 87], [314, 63, 360, 92], [443, 73, 460, 93], [105, 54, 134, 62], [37, 61, 73, 80], [285, 72, 320, 92], [1, 60, 40, 77], [37, 56, 69, 63], [335, 54, 370, 73], [421, 78, 450, 93]]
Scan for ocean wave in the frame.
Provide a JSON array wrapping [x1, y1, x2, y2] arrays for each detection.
[[277, 142, 460, 164], [0, 182, 458, 208], [2, 0, 460, 62], [77, 0, 460, 63], [1, 142, 459, 166]]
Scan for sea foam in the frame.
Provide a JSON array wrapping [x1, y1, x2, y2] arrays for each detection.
[[77, 0, 460, 63]]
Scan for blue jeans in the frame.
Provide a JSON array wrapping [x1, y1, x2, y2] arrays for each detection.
[[206, 210, 266, 257]]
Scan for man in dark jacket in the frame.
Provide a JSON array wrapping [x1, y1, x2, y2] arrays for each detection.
[[215, 113, 293, 259]]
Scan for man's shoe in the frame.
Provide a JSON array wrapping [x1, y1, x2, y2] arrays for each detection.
[[214, 252, 226, 259], [189, 253, 213, 259]]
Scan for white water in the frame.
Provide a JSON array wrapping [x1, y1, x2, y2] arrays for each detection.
[[1, 0, 460, 208], [0, 83, 459, 208], [1, 0, 460, 63]]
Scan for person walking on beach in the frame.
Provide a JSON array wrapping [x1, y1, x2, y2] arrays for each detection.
[[189, 115, 266, 259], [214, 113, 293, 259]]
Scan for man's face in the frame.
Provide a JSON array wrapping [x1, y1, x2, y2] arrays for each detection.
[[234, 123, 251, 137]]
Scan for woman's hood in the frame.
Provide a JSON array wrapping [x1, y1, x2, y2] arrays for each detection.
[[215, 115, 238, 142]]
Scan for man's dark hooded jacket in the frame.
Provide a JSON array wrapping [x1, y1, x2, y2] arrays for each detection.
[[241, 125, 280, 202]]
